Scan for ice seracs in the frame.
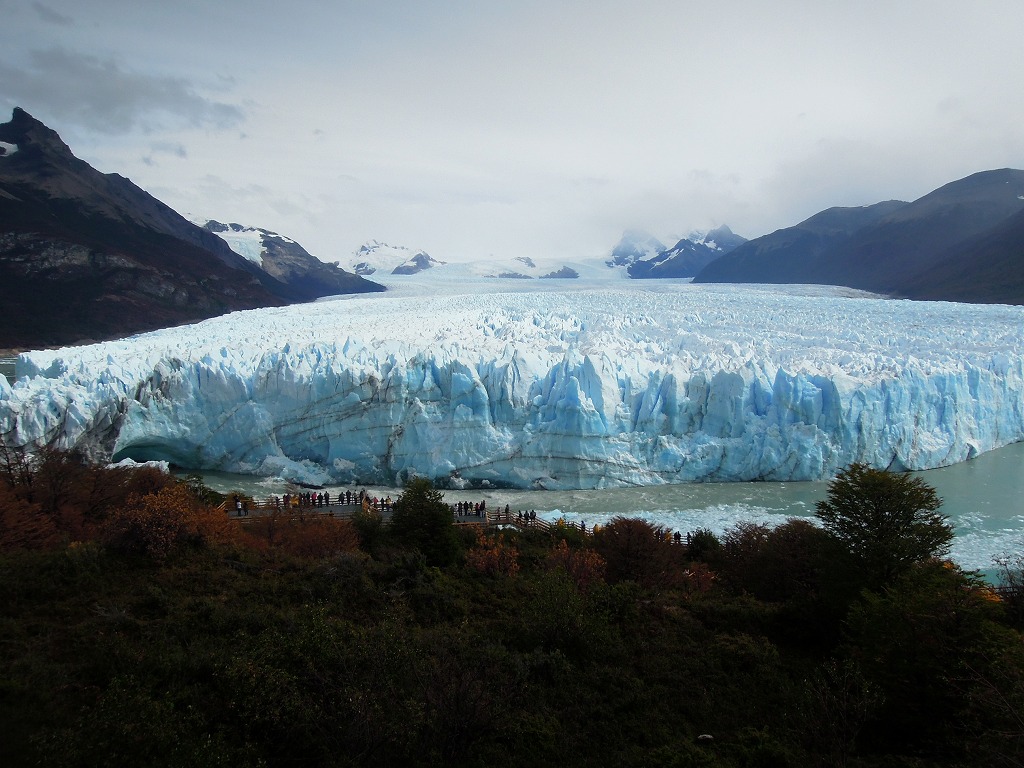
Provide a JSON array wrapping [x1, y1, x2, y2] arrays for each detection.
[[1, 280, 1023, 490]]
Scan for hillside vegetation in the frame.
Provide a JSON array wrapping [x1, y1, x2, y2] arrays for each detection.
[[1, 448, 1022, 767]]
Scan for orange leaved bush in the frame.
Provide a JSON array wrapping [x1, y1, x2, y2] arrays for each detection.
[[466, 528, 521, 577], [0, 482, 58, 551], [238, 512, 361, 559], [545, 539, 606, 592], [104, 482, 236, 560]]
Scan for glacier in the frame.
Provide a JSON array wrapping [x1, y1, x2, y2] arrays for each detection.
[[1, 275, 1023, 490]]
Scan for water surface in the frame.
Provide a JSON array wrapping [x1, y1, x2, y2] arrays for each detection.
[[191, 441, 1024, 577]]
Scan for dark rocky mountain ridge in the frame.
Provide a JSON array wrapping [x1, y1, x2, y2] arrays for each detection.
[[693, 201, 909, 285], [0, 108, 382, 350], [693, 169, 1024, 304], [899, 205, 1024, 304]]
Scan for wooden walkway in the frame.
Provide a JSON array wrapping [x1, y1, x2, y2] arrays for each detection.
[[220, 499, 703, 544], [219, 497, 559, 532]]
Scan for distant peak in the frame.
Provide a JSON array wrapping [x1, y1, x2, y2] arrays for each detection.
[[0, 107, 74, 157]]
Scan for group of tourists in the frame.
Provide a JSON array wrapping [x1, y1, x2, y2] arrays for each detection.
[[265, 489, 376, 510], [453, 499, 487, 517], [232, 488, 692, 544], [284, 491, 333, 509], [365, 495, 393, 511], [469, 504, 547, 527], [270, 491, 332, 509]]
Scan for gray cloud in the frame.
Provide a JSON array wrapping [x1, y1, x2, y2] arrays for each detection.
[[0, 48, 244, 134], [9, 1, 1022, 262], [31, 2, 73, 26], [142, 141, 188, 166]]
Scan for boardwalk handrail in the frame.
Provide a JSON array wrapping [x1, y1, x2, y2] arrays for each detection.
[[485, 510, 554, 533]]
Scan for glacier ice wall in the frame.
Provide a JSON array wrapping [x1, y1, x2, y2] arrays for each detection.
[[2, 283, 1023, 489]]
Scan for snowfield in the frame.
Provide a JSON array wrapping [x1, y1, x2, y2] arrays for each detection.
[[2, 272, 1023, 489]]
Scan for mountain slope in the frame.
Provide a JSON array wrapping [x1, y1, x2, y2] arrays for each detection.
[[201, 221, 384, 298], [693, 201, 908, 284], [0, 108, 381, 349], [815, 169, 1024, 293], [900, 206, 1024, 304], [341, 241, 448, 276], [606, 229, 665, 267], [627, 225, 746, 278], [694, 169, 1024, 302]]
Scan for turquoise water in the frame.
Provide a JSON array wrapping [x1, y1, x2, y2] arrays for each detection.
[[191, 441, 1024, 577]]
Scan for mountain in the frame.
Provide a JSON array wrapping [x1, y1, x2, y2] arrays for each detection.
[[694, 169, 1024, 303], [606, 229, 666, 267], [900, 206, 1024, 304], [0, 107, 382, 350], [346, 241, 446, 276], [199, 220, 381, 298], [627, 225, 747, 278], [693, 202, 908, 284]]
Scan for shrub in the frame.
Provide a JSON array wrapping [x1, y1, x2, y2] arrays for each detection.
[[592, 516, 692, 592], [686, 527, 722, 563], [545, 539, 605, 592], [104, 482, 233, 560], [389, 478, 461, 567], [466, 528, 520, 577], [815, 462, 953, 587]]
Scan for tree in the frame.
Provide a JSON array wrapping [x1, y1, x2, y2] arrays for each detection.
[[351, 504, 387, 557], [592, 516, 688, 591], [815, 462, 953, 586], [388, 478, 461, 566], [994, 552, 1024, 629], [0, 482, 55, 550], [0, 439, 36, 499], [104, 481, 235, 560], [842, 560, 1011, 757], [685, 527, 722, 563], [720, 519, 835, 602]]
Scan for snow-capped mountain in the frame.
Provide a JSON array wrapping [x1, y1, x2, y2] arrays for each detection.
[[346, 241, 446, 276], [197, 220, 383, 299], [344, 243, 594, 281], [199, 220, 292, 265], [627, 225, 746, 278], [3, 277, 1022, 490], [453, 255, 584, 280], [606, 229, 666, 267]]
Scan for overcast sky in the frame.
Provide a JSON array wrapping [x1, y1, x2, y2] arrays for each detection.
[[3, 0, 1023, 263]]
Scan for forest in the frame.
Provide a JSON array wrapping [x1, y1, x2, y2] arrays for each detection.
[[1, 445, 1022, 767]]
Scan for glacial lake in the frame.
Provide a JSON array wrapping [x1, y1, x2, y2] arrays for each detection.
[[191, 440, 1024, 578]]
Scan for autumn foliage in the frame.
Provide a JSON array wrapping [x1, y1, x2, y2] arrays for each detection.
[[465, 528, 521, 577], [545, 539, 605, 591], [4, 450, 1024, 768], [237, 510, 360, 559], [0, 444, 178, 552], [104, 483, 237, 560]]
